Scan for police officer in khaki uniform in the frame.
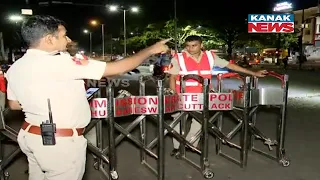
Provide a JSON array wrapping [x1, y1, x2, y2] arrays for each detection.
[[6, 15, 169, 180], [168, 35, 267, 156]]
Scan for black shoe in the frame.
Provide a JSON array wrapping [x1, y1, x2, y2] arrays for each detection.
[[170, 148, 179, 156]]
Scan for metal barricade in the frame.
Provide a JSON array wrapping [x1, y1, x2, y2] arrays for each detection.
[[212, 73, 257, 168], [147, 74, 233, 178], [0, 108, 20, 180], [187, 73, 253, 168], [90, 79, 166, 180], [85, 87, 117, 179], [249, 71, 290, 167], [177, 74, 213, 178]]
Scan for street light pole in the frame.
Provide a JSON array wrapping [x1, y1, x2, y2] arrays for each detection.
[[123, 10, 127, 56], [89, 32, 92, 56], [108, 5, 139, 57], [102, 24, 105, 60], [174, 0, 178, 52], [83, 29, 92, 56]]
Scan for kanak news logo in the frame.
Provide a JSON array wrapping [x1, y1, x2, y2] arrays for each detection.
[[248, 14, 294, 33]]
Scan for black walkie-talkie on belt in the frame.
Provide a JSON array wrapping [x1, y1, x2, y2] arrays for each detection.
[[40, 99, 56, 145]]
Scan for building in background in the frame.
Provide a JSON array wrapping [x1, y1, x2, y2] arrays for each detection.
[[293, 6, 319, 46]]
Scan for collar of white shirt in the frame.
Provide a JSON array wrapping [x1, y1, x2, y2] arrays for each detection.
[[26, 49, 60, 55]]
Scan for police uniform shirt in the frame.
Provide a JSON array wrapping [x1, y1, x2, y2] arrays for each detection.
[[168, 50, 229, 75], [6, 49, 107, 128]]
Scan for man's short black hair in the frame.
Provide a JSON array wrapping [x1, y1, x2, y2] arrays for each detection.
[[21, 15, 65, 47], [185, 35, 202, 43]]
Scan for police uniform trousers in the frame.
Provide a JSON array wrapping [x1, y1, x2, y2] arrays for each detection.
[[17, 126, 87, 180], [85, 127, 97, 147], [172, 112, 201, 149]]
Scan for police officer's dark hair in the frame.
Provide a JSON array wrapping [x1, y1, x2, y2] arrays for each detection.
[[185, 35, 202, 43], [21, 15, 65, 47]]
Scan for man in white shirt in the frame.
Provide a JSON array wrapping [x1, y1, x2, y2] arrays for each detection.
[[6, 15, 169, 180]]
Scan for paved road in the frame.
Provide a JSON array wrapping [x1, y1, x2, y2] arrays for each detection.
[[2, 69, 320, 180]]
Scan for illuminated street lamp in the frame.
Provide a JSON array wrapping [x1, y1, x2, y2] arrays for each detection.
[[90, 20, 105, 60], [130, 7, 139, 13], [108, 5, 139, 56], [83, 29, 92, 56], [8, 15, 24, 23], [109, 5, 118, 11], [90, 20, 98, 26]]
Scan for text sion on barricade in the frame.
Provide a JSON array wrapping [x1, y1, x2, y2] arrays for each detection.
[[131, 96, 178, 114], [114, 96, 133, 117]]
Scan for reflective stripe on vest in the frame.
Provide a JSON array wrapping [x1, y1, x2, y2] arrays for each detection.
[[205, 50, 214, 69], [175, 81, 198, 86], [177, 51, 215, 75], [175, 51, 215, 88]]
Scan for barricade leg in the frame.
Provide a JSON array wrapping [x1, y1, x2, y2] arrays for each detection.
[[95, 77, 166, 180], [249, 73, 290, 167], [107, 85, 118, 179], [139, 77, 148, 164], [145, 75, 214, 178], [134, 78, 166, 179], [173, 75, 214, 178], [215, 113, 223, 155], [86, 88, 112, 179], [239, 77, 250, 168], [200, 79, 214, 178], [157, 80, 165, 180], [208, 74, 252, 168]]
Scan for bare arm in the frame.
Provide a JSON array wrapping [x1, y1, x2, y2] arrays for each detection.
[[167, 57, 180, 92], [213, 53, 266, 77], [8, 100, 22, 110], [102, 48, 153, 77], [6, 84, 21, 110], [226, 63, 256, 76], [102, 39, 170, 77]]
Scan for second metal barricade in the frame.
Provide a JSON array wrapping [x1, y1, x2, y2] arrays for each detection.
[[89, 79, 166, 180], [249, 71, 290, 167], [213, 73, 256, 168]]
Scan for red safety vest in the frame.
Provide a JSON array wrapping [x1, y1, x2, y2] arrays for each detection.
[[175, 51, 215, 93]]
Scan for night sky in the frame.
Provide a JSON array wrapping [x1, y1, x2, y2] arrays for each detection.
[[0, 0, 317, 49]]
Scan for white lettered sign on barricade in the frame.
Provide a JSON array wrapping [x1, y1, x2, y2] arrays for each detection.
[[133, 96, 159, 114], [114, 97, 134, 117], [164, 95, 180, 113], [209, 93, 233, 110], [90, 98, 108, 118], [179, 93, 204, 111], [90, 93, 234, 118]]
